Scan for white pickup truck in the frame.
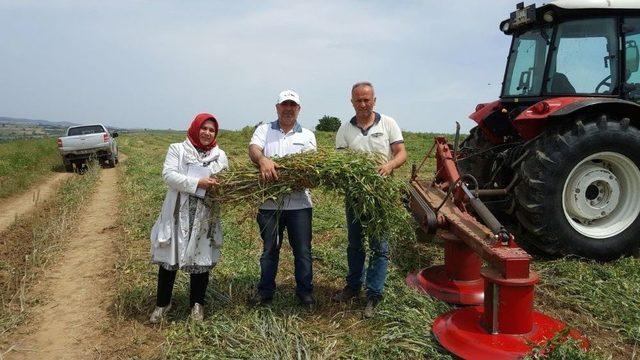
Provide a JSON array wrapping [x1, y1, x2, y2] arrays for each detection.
[[57, 124, 119, 172]]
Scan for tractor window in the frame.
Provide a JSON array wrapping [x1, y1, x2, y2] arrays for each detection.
[[502, 27, 552, 97], [546, 18, 618, 95], [624, 17, 640, 102]]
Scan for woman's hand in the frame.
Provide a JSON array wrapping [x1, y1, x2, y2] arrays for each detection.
[[197, 176, 219, 189]]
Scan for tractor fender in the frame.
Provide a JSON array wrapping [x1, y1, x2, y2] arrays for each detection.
[[550, 98, 640, 119], [514, 97, 640, 139], [469, 99, 502, 124], [468, 99, 507, 144]]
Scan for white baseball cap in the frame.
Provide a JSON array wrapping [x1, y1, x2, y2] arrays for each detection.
[[277, 89, 301, 105]]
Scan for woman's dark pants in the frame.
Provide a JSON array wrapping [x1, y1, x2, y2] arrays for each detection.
[[156, 266, 209, 307]]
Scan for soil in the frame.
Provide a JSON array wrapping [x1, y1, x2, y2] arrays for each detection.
[[4, 165, 120, 359], [0, 173, 71, 233]]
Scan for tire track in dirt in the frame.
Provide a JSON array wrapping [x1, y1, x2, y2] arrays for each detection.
[[5, 165, 120, 359], [0, 173, 72, 233]]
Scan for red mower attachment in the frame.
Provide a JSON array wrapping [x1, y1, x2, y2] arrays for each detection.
[[406, 136, 588, 359]]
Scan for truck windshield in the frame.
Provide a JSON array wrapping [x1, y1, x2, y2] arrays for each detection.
[[68, 125, 105, 136]]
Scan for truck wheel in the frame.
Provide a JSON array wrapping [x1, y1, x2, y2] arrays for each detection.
[[64, 162, 74, 172], [515, 115, 640, 260], [107, 154, 116, 168]]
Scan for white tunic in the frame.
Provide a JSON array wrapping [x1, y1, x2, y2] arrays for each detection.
[[150, 140, 229, 269]]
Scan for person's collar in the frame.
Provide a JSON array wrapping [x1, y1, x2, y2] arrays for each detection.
[[271, 120, 302, 133], [350, 112, 381, 135]]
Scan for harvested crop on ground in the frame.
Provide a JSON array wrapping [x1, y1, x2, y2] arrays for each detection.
[[535, 256, 640, 345], [211, 149, 410, 240], [107, 131, 633, 359]]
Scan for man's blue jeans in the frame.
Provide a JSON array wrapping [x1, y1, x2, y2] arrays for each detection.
[[257, 208, 313, 298], [345, 203, 390, 299]]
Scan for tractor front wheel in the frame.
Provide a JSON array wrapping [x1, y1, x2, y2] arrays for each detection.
[[515, 115, 640, 260]]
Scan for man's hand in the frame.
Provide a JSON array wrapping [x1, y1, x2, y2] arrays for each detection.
[[249, 144, 279, 183], [197, 176, 219, 189], [377, 142, 407, 176], [377, 162, 395, 176], [258, 157, 279, 182]]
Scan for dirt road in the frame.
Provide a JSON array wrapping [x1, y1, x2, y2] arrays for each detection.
[[6, 166, 120, 359], [0, 173, 71, 233]]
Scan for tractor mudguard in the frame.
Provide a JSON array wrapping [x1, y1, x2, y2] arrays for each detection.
[[468, 99, 509, 144], [514, 97, 640, 139], [550, 98, 640, 122], [469, 99, 502, 124]]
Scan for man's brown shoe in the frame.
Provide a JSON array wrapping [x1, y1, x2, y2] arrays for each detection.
[[364, 296, 381, 318]]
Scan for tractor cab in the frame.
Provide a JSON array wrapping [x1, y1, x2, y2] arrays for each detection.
[[473, 1, 640, 141], [501, 2, 640, 102], [458, 1, 640, 260]]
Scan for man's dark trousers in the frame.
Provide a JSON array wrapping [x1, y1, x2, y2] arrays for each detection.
[[257, 208, 313, 298]]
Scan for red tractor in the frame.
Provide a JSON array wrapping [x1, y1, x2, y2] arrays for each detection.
[[456, 1, 640, 260]]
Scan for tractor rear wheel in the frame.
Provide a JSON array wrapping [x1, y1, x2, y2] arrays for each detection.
[[457, 126, 495, 187], [515, 115, 640, 260]]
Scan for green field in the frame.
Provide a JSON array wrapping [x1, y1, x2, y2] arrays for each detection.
[[0, 137, 62, 199], [0, 123, 65, 141], [111, 131, 638, 359]]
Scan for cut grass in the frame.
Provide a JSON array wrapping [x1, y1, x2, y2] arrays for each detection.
[[113, 131, 455, 358], [0, 164, 100, 343], [212, 149, 411, 241], [535, 257, 640, 347], [110, 130, 635, 359], [0, 138, 62, 199]]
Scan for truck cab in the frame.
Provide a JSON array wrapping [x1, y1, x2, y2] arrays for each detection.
[[57, 124, 119, 171]]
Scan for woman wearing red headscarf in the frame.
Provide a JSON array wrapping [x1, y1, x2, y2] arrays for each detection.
[[149, 113, 228, 323]]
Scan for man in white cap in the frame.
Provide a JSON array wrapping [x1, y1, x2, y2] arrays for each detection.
[[248, 89, 317, 306]]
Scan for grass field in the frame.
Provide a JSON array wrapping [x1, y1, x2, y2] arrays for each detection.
[[0, 138, 62, 199], [110, 130, 638, 359], [0, 123, 65, 141]]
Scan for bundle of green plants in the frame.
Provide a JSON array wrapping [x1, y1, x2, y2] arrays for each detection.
[[208, 149, 410, 239]]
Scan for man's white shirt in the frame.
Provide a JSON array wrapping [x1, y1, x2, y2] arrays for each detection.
[[250, 120, 317, 210], [335, 112, 404, 161]]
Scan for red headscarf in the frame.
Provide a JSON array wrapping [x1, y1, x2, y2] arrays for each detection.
[[187, 113, 219, 151]]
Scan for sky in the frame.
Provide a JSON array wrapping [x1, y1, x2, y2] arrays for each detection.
[[0, 0, 518, 133]]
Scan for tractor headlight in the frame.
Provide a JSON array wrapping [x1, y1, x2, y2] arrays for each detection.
[[543, 11, 554, 23]]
